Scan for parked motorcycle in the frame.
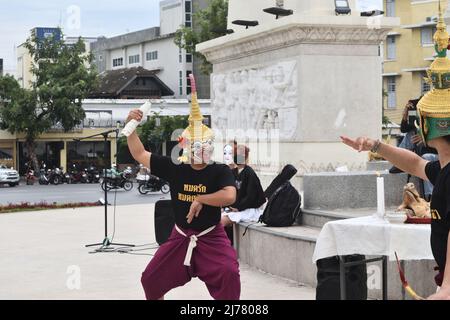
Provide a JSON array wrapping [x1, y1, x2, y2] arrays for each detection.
[[26, 169, 36, 185], [66, 164, 88, 184], [86, 165, 100, 183], [48, 167, 64, 185], [101, 167, 133, 191], [38, 164, 49, 185]]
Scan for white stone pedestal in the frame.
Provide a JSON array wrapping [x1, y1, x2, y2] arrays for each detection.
[[198, 7, 399, 175]]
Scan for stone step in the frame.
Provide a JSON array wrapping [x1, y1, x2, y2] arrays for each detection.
[[235, 220, 437, 300], [303, 171, 422, 210], [366, 161, 392, 172], [301, 208, 368, 228], [300, 207, 397, 228]]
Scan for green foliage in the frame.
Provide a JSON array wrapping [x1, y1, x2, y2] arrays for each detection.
[[0, 75, 39, 139], [382, 115, 391, 128], [116, 114, 188, 163], [174, 0, 228, 74], [0, 28, 98, 169], [140, 114, 188, 151]]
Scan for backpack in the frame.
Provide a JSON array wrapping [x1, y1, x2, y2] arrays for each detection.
[[259, 181, 302, 227]]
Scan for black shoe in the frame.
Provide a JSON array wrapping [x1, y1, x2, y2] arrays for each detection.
[[389, 166, 403, 174]]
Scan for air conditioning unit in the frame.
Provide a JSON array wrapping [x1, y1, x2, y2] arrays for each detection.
[[426, 15, 438, 22]]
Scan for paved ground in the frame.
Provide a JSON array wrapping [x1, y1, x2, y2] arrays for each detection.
[[0, 183, 168, 206], [0, 204, 315, 300]]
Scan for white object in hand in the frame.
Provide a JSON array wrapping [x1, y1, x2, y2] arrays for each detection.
[[376, 174, 386, 219], [121, 101, 152, 137]]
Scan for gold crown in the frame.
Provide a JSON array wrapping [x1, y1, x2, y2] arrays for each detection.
[[418, 0, 450, 119], [181, 74, 214, 142]]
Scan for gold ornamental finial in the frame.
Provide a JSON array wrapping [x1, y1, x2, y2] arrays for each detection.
[[434, 0, 449, 54], [188, 74, 204, 123]]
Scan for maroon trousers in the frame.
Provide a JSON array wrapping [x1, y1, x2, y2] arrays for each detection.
[[141, 223, 241, 300]]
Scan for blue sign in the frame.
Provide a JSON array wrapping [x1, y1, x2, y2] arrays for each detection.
[[35, 27, 61, 41]]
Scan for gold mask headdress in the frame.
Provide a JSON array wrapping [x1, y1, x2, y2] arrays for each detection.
[[417, 0, 450, 144], [178, 74, 215, 163]]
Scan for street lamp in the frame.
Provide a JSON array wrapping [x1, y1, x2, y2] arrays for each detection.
[[335, 0, 351, 15]]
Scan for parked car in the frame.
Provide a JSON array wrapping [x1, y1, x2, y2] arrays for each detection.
[[0, 164, 20, 187]]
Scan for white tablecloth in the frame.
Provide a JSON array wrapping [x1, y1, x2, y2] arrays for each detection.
[[312, 215, 433, 263]]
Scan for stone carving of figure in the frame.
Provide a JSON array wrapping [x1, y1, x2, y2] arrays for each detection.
[[214, 61, 298, 141], [257, 68, 275, 130], [238, 70, 250, 129], [274, 61, 298, 140], [212, 74, 228, 130], [247, 69, 259, 129], [225, 72, 237, 129], [263, 109, 278, 130]]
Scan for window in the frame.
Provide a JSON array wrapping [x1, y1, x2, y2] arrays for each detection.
[[98, 55, 103, 61], [421, 27, 436, 46], [129, 54, 140, 64], [186, 53, 192, 63], [179, 71, 183, 96], [112, 57, 123, 67], [185, 1, 192, 28], [185, 1, 191, 13], [386, 36, 396, 60], [386, 0, 395, 17], [179, 48, 182, 63], [421, 74, 431, 95], [186, 70, 192, 95], [146, 51, 158, 61], [387, 76, 396, 109]]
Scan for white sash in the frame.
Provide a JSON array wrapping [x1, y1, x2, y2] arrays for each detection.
[[175, 225, 216, 266]]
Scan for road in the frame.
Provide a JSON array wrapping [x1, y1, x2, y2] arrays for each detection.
[[0, 182, 169, 205]]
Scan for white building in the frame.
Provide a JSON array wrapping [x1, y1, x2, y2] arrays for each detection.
[[91, 0, 209, 99], [16, 27, 99, 89]]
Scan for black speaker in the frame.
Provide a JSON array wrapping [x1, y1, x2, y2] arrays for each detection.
[[154, 200, 175, 245], [316, 255, 368, 300]]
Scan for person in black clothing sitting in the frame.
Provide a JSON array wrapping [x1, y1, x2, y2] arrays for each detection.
[[221, 144, 266, 227]]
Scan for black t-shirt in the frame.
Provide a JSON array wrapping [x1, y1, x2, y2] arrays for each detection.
[[150, 154, 236, 231], [425, 161, 450, 272], [232, 166, 266, 211]]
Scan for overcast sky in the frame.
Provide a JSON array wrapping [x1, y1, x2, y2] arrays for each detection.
[[0, 0, 382, 75]]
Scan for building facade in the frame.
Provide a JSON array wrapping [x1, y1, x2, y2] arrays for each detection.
[[382, 0, 447, 124], [0, 98, 211, 172], [91, 0, 210, 99], [16, 27, 98, 89]]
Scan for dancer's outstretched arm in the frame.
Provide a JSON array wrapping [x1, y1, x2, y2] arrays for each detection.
[[340, 135, 429, 181], [126, 109, 151, 169]]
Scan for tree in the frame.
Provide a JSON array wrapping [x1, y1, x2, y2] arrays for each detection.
[[174, 0, 228, 74], [0, 29, 98, 171], [116, 114, 189, 165], [140, 114, 189, 153]]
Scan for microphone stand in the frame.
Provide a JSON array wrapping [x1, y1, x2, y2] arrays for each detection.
[[75, 129, 134, 249]]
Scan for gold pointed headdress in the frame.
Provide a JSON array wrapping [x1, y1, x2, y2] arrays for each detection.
[[417, 0, 450, 143], [178, 74, 215, 162], [181, 74, 214, 142]]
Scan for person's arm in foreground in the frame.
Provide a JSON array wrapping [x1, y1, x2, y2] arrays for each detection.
[[340, 136, 429, 181], [187, 187, 236, 224]]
